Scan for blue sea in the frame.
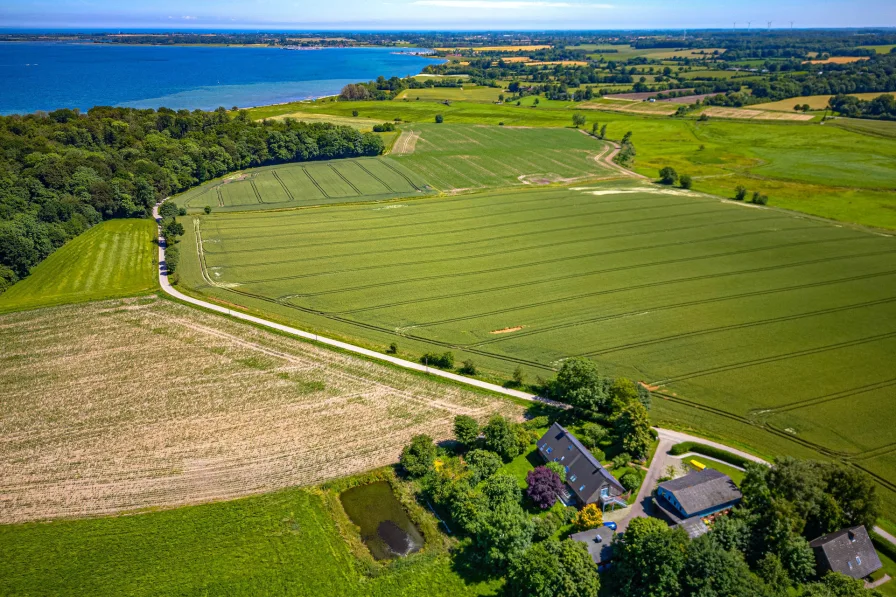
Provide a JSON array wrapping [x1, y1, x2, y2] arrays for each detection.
[[0, 42, 442, 115]]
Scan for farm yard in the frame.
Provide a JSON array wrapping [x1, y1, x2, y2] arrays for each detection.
[[175, 181, 896, 510], [0, 297, 522, 522], [171, 157, 430, 213]]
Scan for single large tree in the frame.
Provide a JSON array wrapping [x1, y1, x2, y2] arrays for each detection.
[[526, 466, 564, 510], [506, 539, 600, 597], [483, 415, 520, 461], [467, 449, 503, 483], [609, 517, 687, 597], [615, 401, 653, 459], [554, 357, 608, 412]]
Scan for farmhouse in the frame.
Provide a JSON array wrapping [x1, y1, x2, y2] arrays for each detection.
[[536, 423, 626, 508], [570, 526, 615, 571], [809, 525, 882, 580], [654, 469, 742, 525]]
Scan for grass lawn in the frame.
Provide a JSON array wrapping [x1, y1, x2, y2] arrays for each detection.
[[0, 219, 158, 313], [395, 86, 504, 103], [0, 485, 500, 597], [499, 443, 542, 489], [681, 456, 746, 485]]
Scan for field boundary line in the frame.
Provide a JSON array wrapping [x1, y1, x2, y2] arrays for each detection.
[[153, 202, 561, 408], [380, 159, 424, 191]]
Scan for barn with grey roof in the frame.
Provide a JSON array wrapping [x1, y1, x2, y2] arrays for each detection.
[[655, 468, 742, 522]]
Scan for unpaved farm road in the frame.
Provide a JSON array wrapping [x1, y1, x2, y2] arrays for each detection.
[[153, 203, 896, 549], [576, 130, 649, 181]]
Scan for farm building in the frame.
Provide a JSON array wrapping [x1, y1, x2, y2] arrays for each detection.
[[654, 469, 742, 524], [809, 525, 882, 580], [536, 423, 626, 508], [570, 526, 615, 571]]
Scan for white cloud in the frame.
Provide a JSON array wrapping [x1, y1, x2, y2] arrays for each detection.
[[411, 0, 612, 8], [182, 15, 198, 20]]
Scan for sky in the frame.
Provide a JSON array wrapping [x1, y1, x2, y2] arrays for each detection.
[[1, 0, 894, 30]]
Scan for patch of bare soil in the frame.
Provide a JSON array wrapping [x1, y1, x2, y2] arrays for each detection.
[[702, 107, 814, 121], [490, 326, 524, 335], [0, 297, 522, 523], [391, 130, 420, 155]]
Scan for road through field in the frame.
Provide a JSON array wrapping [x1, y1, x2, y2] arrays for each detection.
[[154, 202, 558, 407]]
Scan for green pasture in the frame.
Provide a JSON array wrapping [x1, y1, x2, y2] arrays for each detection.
[[176, 182, 896, 510], [391, 124, 615, 191], [682, 456, 745, 486], [171, 157, 430, 213], [0, 486, 498, 597], [267, 110, 384, 130], [395, 85, 504, 103], [0, 219, 158, 313], [242, 100, 896, 228], [858, 44, 896, 54]]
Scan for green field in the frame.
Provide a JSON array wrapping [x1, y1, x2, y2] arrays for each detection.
[[171, 157, 431, 213], [391, 124, 616, 191], [245, 99, 896, 229], [176, 181, 896, 512], [0, 485, 498, 597], [395, 85, 504, 103], [0, 219, 158, 312]]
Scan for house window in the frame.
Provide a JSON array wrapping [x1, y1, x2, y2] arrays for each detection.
[[579, 485, 586, 492], [540, 443, 547, 450], [553, 457, 559, 462], [546, 447, 553, 454], [567, 445, 573, 450], [848, 561, 854, 570], [570, 475, 577, 482], [857, 556, 862, 565], [564, 465, 569, 472], [560, 456, 565, 461]]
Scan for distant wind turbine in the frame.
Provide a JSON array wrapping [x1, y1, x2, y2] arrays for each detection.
[[767, 21, 773, 31]]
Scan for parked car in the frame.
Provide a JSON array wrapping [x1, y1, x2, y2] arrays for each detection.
[[603, 521, 617, 531]]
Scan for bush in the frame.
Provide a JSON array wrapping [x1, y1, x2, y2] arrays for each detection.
[[590, 447, 606, 462], [527, 466, 565, 510], [668, 442, 751, 468], [386, 342, 398, 354], [659, 166, 678, 185], [435, 114, 444, 123], [483, 415, 521, 460], [578, 423, 609, 450], [532, 513, 559, 542], [352, 110, 359, 117], [400, 434, 436, 477], [159, 202, 179, 218], [751, 191, 769, 205], [372, 122, 396, 132], [204, 205, 212, 214], [546, 461, 567, 482], [454, 414, 480, 447], [523, 415, 550, 430], [575, 503, 603, 531], [459, 359, 477, 375], [612, 453, 631, 470], [467, 449, 503, 482], [734, 185, 748, 201], [620, 472, 641, 492], [165, 246, 180, 273], [679, 174, 693, 189], [421, 351, 454, 369]]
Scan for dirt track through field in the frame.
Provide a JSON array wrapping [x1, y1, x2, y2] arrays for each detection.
[[392, 130, 420, 155], [0, 297, 523, 523]]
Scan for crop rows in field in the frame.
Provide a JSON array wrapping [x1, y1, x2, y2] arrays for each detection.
[[181, 183, 896, 496], [172, 157, 429, 213], [391, 124, 616, 191], [0, 297, 521, 522]]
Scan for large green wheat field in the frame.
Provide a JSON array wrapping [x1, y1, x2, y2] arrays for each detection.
[[177, 181, 896, 504]]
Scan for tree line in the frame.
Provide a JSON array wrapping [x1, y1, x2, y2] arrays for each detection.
[[0, 106, 384, 292]]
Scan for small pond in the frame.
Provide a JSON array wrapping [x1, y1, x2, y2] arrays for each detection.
[[339, 481, 424, 560]]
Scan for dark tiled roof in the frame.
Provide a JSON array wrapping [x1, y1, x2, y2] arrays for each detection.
[[809, 525, 882, 579], [657, 469, 742, 517], [570, 526, 615, 565], [537, 423, 625, 503]]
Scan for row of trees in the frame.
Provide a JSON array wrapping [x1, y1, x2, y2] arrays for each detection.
[[0, 106, 385, 290]]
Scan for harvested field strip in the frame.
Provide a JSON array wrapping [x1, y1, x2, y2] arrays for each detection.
[[0, 298, 522, 522]]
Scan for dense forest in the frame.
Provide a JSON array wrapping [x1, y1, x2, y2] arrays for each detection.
[[0, 107, 384, 291]]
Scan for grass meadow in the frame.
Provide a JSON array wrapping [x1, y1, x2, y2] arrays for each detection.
[[753, 92, 894, 111], [171, 157, 430, 213], [0, 484, 500, 597], [0, 219, 157, 313], [245, 99, 896, 229], [175, 182, 896, 516]]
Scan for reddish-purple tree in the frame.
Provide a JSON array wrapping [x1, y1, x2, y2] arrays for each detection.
[[526, 466, 564, 510]]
